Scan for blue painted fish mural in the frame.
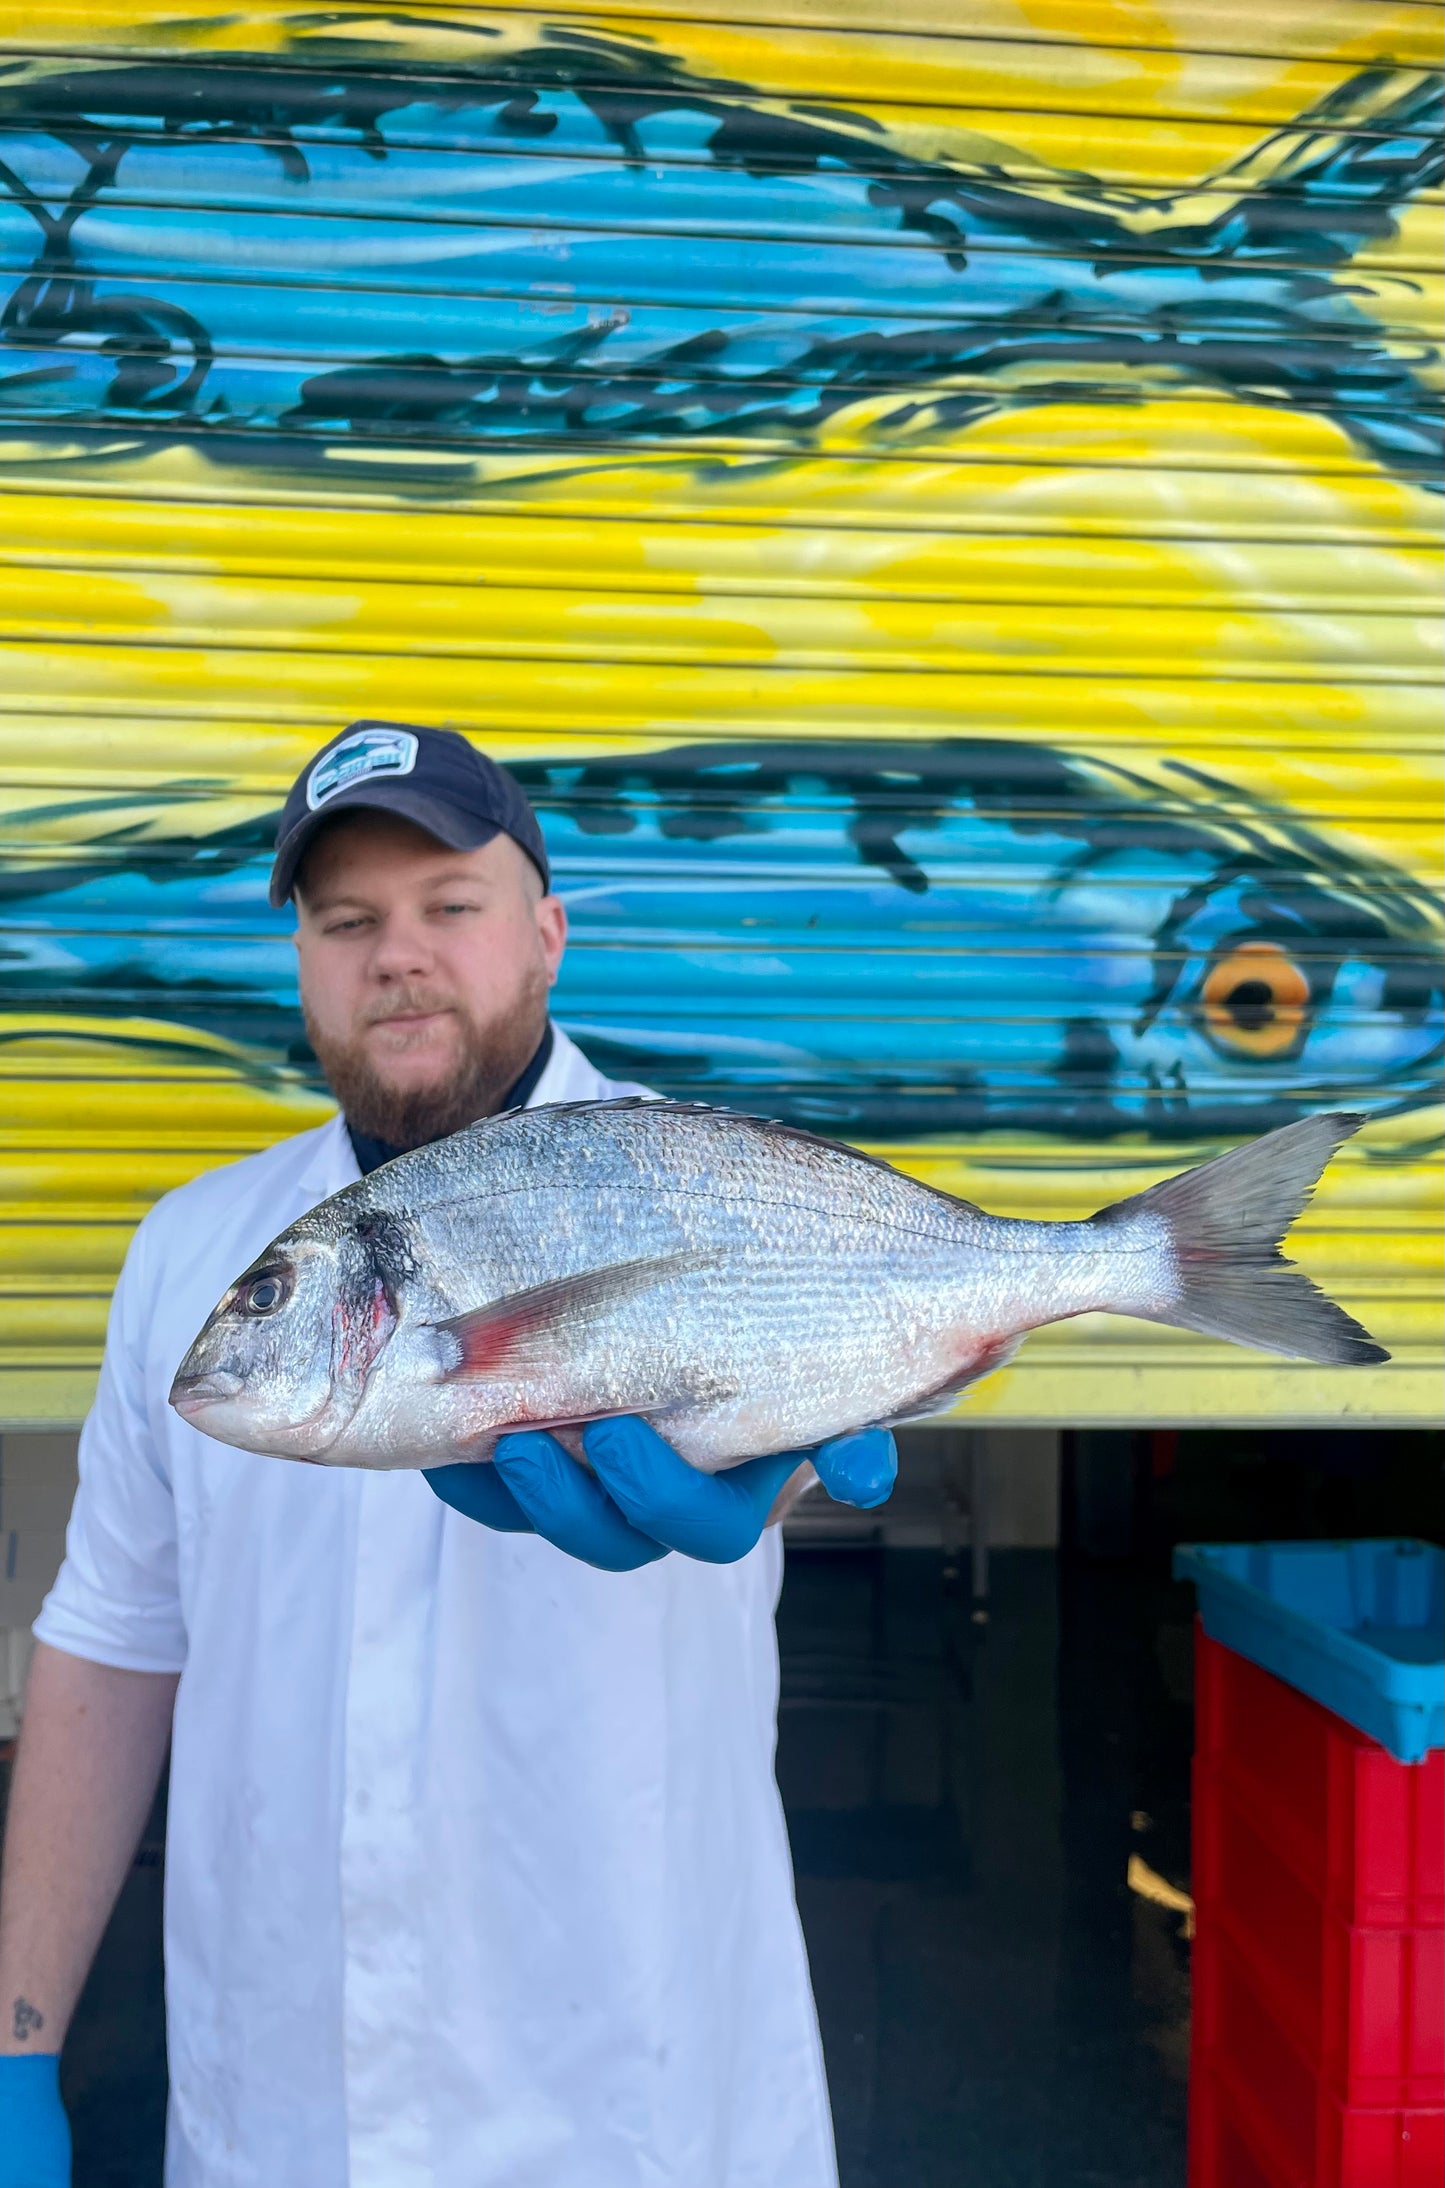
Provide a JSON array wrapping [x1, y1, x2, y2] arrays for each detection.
[[0, 3, 1438, 1422], [0, 41, 1438, 485], [518, 741, 1445, 1140], [3, 740, 1439, 1140]]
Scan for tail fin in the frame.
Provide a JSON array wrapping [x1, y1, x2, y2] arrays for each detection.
[[1096, 1113, 1388, 1366], [1210, 68, 1444, 211]]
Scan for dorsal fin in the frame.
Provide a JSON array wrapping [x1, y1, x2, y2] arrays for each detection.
[[448, 1097, 983, 1215]]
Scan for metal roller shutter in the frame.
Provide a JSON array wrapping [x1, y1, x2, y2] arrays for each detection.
[[0, 3, 1439, 1425]]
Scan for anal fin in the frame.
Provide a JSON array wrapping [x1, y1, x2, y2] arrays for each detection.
[[880, 1333, 1022, 1428]]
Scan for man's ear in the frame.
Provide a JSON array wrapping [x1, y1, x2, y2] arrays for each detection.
[[537, 892, 568, 982]]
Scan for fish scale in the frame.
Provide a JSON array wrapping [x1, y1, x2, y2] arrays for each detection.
[[171, 1102, 1388, 1472]]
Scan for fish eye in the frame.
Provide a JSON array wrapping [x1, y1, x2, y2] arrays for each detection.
[[239, 1269, 291, 1317], [1200, 941, 1311, 1057]]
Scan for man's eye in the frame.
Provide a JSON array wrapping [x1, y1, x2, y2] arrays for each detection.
[[241, 1272, 291, 1316]]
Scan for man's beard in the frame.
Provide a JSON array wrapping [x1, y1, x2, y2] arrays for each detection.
[[306, 973, 549, 1149]]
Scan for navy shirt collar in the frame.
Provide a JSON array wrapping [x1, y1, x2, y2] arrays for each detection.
[[346, 1021, 555, 1177]]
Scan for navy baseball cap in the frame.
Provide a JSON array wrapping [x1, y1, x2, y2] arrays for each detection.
[[270, 721, 550, 907]]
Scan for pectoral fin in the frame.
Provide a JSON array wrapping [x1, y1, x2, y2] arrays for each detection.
[[434, 1252, 719, 1382]]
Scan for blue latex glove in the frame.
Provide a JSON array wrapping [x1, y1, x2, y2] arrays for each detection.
[[0, 2055, 71, 2188], [426, 1418, 896, 1571]]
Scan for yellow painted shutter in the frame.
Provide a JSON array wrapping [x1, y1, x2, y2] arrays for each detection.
[[0, 3, 1439, 1423]]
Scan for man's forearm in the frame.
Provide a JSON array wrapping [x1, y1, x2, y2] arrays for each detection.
[[0, 1641, 178, 2055]]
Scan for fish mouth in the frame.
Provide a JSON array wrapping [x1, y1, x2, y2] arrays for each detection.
[[168, 1367, 242, 1418]]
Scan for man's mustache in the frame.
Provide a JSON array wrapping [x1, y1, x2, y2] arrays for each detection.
[[359, 988, 458, 1027]]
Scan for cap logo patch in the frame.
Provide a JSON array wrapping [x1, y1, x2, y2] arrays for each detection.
[[306, 726, 419, 810]]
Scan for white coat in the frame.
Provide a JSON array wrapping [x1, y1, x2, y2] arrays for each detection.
[[36, 1028, 837, 2188]]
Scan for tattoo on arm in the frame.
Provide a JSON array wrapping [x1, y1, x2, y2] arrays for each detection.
[[11, 1995, 44, 2043]]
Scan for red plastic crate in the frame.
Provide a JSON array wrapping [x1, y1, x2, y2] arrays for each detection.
[[1189, 1626, 1444, 2188], [1193, 1628, 1442, 1930], [1193, 2058, 1444, 2188], [1195, 1781, 1443, 2109]]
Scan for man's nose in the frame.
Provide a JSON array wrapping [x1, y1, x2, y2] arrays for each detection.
[[368, 911, 437, 981]]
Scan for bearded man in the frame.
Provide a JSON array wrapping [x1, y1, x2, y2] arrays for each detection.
[[0, 723, 894, 2188]]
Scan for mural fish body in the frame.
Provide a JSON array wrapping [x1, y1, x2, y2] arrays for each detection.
[[514, 739, 1444, 1144], [0, 29, 1438, 483], [6, 737, 1440, 1141]]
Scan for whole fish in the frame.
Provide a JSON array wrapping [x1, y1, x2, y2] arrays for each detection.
[[170, 1103, 1386, 1469]]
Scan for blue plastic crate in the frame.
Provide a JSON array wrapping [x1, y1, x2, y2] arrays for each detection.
[[1172, 1538, 1445, 1764]]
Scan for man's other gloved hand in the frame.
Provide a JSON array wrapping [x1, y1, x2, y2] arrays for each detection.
[[0, 2054, 71, 2188], [425, 1418, 897, 1571]]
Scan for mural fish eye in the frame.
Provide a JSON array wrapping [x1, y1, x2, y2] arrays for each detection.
[[0, 31, 1439, 486], [4, 741, 1440, 1146]]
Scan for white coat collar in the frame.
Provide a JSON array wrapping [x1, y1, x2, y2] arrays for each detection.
[[530, 1022, 606, 1105]]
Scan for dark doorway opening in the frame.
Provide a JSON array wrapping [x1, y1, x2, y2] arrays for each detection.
[[778, 1426, 1442, 2188]]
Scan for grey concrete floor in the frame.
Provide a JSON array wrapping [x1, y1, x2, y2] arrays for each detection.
[[2, 1549, 1195, 2186]]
